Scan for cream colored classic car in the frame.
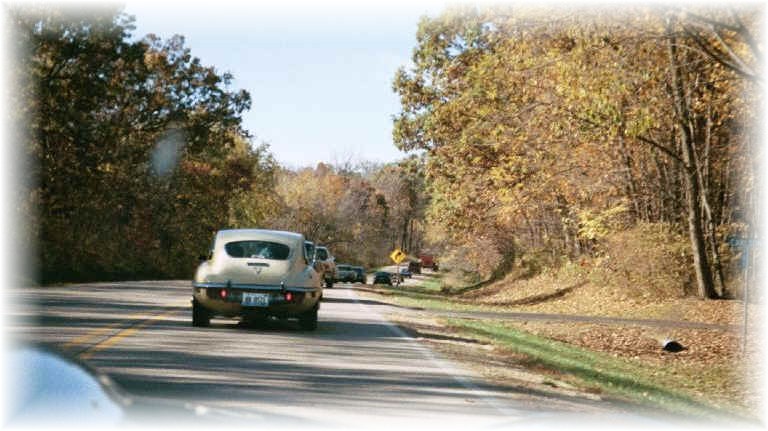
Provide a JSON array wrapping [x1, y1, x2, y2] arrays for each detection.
[[192, 229, 322, 330]]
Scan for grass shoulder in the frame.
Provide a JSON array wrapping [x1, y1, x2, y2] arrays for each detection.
[[360, 270, 757, 420]]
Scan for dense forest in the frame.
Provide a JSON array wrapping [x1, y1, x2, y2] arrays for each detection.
[[11, 6, 423, 282], [392, 6, 760, 299], [12, 5, 759, 299]]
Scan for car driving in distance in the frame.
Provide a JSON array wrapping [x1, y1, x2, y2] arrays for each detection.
[[408, 261, 421, 275], [192, 229, 323, 330], [372, 271, 392, 285], [314, 246, 336, 288], [399, 267, 412, 278], [352, 266, 366, 284], [335, 264, 357, 283]]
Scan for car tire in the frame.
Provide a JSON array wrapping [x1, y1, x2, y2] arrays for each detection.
[[299, 305, 318, 331], [192, 299, 210, 327], [325, 279, 334, 289]]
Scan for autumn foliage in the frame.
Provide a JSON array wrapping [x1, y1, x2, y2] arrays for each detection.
[[12, 7, 277, 282], [261, 160, 426, 267], [392, 6, 759, 298], [13, 5, 759, 294]]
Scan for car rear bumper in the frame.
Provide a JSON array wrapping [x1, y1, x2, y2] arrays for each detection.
[[193, 282, 321, 318]]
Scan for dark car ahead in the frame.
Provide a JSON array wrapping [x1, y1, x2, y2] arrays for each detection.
[[408, 261, 421, 274], [352, 266, 366, 284], [335, 264, 357, 283], [372, 271, 392, 285]]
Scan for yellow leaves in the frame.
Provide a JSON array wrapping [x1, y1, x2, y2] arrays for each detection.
[[143, 51, 164, 68], [577, 203, 629, 241], [625, 106, 655, 138]]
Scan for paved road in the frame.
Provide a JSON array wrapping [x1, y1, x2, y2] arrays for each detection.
[[7, 280, 631, 429]]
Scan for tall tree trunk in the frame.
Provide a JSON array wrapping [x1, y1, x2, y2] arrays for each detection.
[[617, 111, 643, 221], [401, 217, 410, 251], [666, 18, 718, 299], [695, 103, 728, 296], [653, 150, 674, 223]]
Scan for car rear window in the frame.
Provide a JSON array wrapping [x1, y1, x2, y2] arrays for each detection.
[[224, 241, 291, 260]]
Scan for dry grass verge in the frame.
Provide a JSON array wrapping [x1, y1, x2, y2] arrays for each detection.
[[359, 268, 760, 418]]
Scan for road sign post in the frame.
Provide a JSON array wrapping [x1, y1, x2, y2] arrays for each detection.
[[390, 249, 406, 287], [729, 236, 757, 353]]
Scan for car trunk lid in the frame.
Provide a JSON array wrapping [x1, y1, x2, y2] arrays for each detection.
[[216, 258, 291, 285]]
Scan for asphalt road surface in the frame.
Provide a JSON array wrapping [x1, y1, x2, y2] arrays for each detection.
[[7, 280, 641, 429]]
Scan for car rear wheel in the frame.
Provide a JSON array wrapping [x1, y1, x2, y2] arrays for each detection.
[[325, 279, 334, 289], [299, 306, 318, 331], [192, 299, 210, 327]]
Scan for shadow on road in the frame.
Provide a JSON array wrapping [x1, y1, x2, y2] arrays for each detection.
[[95, 333, 607, 423], [10, 281, 636, 426]]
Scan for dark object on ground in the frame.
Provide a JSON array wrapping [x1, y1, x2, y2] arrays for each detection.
[[662, 339, 686, 353]]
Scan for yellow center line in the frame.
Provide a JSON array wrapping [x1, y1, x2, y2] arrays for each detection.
[[78, 310, 179, 360], [64, 306, 188, 350], [62, 311, 150, 350]]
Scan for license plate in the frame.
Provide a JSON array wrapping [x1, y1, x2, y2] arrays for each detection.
[[241, 292, 270, 307]]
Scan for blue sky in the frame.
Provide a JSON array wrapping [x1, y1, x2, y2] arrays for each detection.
[[124, 2, 446, 168]]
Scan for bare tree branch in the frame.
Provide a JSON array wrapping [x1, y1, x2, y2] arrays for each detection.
[[681, 25, 761, 82]]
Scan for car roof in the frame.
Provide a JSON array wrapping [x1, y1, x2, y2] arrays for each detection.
[[216, 229, 304, 245]]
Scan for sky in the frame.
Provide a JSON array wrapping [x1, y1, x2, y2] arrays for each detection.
[[123, 1, 447, 169]]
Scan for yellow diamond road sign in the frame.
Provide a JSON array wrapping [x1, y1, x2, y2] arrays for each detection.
[[389, 249, 406, 264]]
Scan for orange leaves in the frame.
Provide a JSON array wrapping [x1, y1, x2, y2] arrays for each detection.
[[393, 6, 753, 283]]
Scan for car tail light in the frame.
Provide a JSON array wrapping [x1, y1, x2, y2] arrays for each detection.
[[284, 292, 294, 302], [220, 289, 228, 299]]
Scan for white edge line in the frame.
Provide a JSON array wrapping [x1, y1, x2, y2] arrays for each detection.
[[343, 287, 531, 421]]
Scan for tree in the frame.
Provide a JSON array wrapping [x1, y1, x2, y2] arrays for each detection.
[[14, 6, 270, 281], [665, 16, 717, 298], [392, 5, 755, 295], [265, 163, 393, 267]]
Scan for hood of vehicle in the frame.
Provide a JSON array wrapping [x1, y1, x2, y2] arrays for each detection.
[[211, 258, 292, 285]]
